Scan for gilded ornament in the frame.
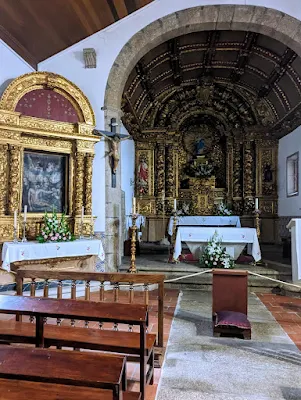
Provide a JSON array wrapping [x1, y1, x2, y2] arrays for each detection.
[[85, 154, 94, 215], [8, 145, 21, 214], [0, 144, 8, 215], [75, 152, 85, 215]]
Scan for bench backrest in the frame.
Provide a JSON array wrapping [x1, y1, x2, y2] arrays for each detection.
[[16, 270, 165, 348], [212, 269, 248, 315]]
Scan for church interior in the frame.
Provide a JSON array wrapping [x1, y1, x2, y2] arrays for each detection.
[[0, 1, 301, 399]]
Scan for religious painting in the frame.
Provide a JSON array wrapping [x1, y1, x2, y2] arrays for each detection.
[[135, 148, 154, 197], [286, 152, 299, 197], [22, 150, 68, 213]]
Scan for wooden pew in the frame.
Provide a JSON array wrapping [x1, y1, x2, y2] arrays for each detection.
[[16, 270, 165, 364], [0, 271, 166, 399], [0, 346, 127, 400], [0, 379, 141, 400], [0, 294, 149, 400]]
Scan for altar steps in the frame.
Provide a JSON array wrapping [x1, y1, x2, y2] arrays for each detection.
[[120, 253, 293, 293]]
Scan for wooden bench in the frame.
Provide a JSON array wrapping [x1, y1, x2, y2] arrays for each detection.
[[0, 271, 166, 399], [0, 346, 127, 400], [0, 293, 150, 399], [0, 378, 141, 400], [16, 270, 165, 362]]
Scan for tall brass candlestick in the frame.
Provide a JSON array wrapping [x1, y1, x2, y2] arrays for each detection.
[[169, 211, 179, 263], [128, 214, 138, 273], [255, 211, 261, 238]]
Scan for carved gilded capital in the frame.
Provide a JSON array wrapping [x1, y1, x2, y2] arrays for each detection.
[[76, 140, 95, 153]]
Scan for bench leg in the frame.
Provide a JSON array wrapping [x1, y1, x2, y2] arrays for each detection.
[[148, 348, 154, 385], [140, 323, 146, 400], [122, 361, 127, 391], [112, 385, 122, 400]]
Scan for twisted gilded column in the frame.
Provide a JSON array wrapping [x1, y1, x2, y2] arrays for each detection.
[[8, 145, 21, 214], [156, 144, 165, 197], [84, 153, 94, 215], [165, 145, 174, 198], [0, 144, 8, 215], [75, 152, 85, 215], [243, 141, 255, 213], [233, 142, 242, 198]]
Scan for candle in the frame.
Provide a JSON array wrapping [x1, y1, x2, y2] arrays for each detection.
[[255, 198, 259, 210], [14, 210, 17, 230], [81, 206, 84, 222], [133, 197, 136, 214], [23, 205, 27, 223], [174, 199, 177, 210]]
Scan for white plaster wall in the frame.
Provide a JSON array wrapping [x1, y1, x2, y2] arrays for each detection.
[[37, 0, 301, 230], [278, 126, 301, 217], [120, 126, 135, 216], [0, 39, 34, 96]]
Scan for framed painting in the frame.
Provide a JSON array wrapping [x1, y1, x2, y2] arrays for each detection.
[[286, 152, 299, 197], [22, 150, 68, 213]]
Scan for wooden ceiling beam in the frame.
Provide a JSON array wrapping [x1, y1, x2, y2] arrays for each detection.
[[168, 38, 183, 86], [0, 24, 37, 69]]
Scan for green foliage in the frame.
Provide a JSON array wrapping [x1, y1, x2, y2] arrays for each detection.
[[200, 231, 235, 269], [36, 211, 75, 243]]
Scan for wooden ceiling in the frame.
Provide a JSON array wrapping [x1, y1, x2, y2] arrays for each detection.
[[0, 0, 154, 68], [122, 30, 301, 138]]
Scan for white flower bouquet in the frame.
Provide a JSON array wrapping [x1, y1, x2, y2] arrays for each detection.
[[215, 201, 232, 216], [37, 211, 75, 243], [200, 232, 235, 269]]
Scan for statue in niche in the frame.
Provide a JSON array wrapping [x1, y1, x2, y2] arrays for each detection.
[[195, 138, 205, 155], [263, 164, 273, 182]]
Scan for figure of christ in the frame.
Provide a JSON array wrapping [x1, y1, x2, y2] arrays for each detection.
[[98, 132, 132, 174]]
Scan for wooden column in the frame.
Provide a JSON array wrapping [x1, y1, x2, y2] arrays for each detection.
[[156, 144, 165, 197], [84, 153, 94, 215], [0, 144, 8, 215], [75, 151, 85, 215], [165, 145, 174, 198], [8, 145, 21, 214], [243, 141, 255, 213]]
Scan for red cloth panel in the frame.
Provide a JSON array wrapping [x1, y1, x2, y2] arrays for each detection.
[[16, 89, 79, 123]]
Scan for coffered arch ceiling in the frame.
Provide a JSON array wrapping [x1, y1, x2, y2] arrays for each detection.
[[121, 30, 301, 139]]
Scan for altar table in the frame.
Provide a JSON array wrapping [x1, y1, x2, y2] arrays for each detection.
[[168, 215, 241, 235], [1, 239, 105, 272], [173, 227, 261, 262]]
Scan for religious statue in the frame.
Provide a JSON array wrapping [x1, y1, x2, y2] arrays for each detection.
[[263, 164, 273, 182], [98, 132, 131, 174], [196, 138, 205, 155], [137, 156, 149, 194]]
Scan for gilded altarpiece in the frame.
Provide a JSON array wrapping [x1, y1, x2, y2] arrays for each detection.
[[135, 129, 279, 243], [0, 72, 99, 241]]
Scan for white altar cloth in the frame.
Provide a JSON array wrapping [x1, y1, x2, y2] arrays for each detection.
[[126, 215, 146, 230], [168, 215, 241, 236], [173, 227, 261, 262], [1, 239, 105, 272]]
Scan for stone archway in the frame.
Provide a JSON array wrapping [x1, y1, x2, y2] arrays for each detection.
[[104, 5, 301, 113], [103, 4, 301, 270]]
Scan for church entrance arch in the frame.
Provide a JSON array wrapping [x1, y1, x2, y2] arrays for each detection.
[[103, 5, 301, 266]]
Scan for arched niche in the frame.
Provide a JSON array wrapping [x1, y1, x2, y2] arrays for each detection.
[[0, 72, 98, 242]]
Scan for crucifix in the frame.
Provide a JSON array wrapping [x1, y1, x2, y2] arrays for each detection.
[[94, 118, 131, 188]]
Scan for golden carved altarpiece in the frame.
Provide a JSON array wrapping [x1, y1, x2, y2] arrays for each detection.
[[0, 72, 99, 242], [132, 129, 278, 229]]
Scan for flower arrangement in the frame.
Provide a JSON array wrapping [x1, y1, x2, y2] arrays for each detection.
[[200, 232, 235, 269], [37, 211, 75, 243], [215, 201, 232, 216], [184, 162, 215, 179]]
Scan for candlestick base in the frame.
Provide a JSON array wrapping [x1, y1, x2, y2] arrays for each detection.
[[13, 227, 19, 243]]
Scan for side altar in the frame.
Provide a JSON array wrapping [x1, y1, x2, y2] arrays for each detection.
[[0, 72, 101, 285]]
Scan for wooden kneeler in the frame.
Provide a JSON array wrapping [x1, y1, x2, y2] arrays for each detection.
[[212, 269, 251, 340]]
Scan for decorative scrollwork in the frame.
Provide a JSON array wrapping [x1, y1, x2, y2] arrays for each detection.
[[8, 145, 21, 214]]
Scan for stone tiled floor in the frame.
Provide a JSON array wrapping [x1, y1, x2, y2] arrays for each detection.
[[257, 293, 301, 351]]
